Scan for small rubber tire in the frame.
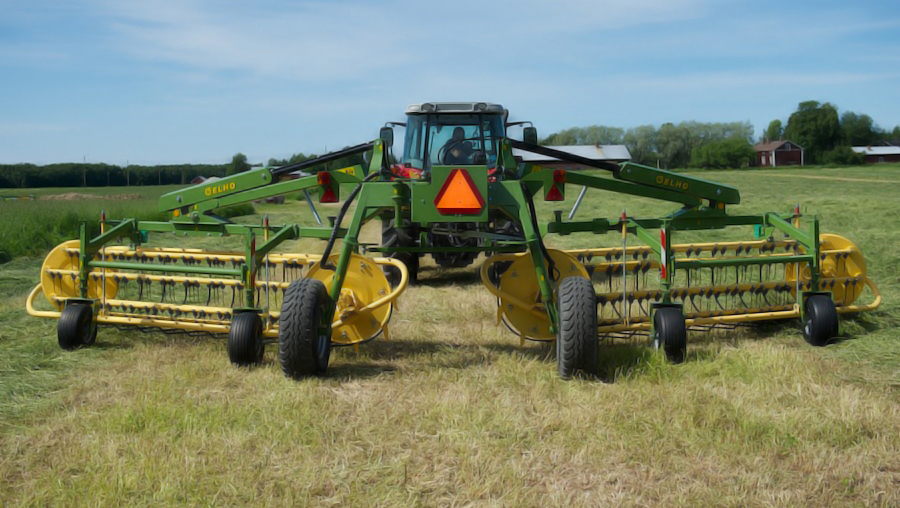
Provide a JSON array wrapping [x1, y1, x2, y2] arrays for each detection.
[[58, 304, 93, 351], [228, 312, 264, 366], [653, 307, 687, 364], [278, 278, 332, 379], [802, 295, 839, 347], [82, 321, 98, 347], [556, 276, 598, 379]]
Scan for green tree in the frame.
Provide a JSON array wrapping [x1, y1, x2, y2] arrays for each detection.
[[623, 125, 659, 166], [656, 122, 693, 169], [690, 137, 756, 169], [764, 119, 783, 141], [840, 111, 881, 146], [783, 101, 841, 164], [226, 153, 250, 176], [541, 125, 625, 145], [823, 146, 865, 165]]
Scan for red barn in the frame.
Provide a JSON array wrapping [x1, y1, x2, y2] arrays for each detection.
[[852, 146, 900, 164], [754, 140, 804, 167]]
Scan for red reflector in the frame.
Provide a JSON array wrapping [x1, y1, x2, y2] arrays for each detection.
[[434, 169, 484, 215], [317, 171, 337, 202], [545, 184, 564, 201], [553, 169, 566, 183], [320, 187, 338, 203]]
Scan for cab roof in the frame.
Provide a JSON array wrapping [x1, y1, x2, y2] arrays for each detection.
[[406, 102, 505, 114]]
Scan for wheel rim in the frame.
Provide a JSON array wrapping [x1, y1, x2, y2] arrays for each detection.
[[78, 312, 92, 341]]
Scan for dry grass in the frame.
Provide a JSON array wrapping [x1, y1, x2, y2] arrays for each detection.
[[1, 166, 899, 507]]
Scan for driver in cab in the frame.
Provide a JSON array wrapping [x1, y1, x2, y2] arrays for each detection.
[[441, 127, 474, 165]]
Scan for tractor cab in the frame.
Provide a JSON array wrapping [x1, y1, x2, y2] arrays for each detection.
[[398, 102, 506, 177]]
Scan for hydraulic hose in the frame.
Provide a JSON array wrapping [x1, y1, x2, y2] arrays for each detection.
[[318, 171, 381, 270], [520, 181, 559, 281]]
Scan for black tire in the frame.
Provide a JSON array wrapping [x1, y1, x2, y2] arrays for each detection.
[[487, 260, 513, 288], [556, 276, 598, 379], [228, 312, 264, 366], [83, 320, 98, 347], [58, 304, 93, 351], [382, 217, 418, 286], [278, 278, 332, 379], [802, 294, 839, 347], [653, 307, 687, 363], [383, 251, 418, 288]]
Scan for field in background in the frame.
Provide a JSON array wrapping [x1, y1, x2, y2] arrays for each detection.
[[1, 166, 898, 506], [0, 186, 255, 261]]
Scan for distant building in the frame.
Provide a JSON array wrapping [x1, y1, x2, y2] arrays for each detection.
[[190, 176, 221, 184], [754, 140, 804, 167], [852, 146, 900, 164], [513, 144, 632, 170]]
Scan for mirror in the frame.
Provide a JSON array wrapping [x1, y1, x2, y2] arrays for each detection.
[[523, 126, 538, 145], [379, 126, 394, 147]]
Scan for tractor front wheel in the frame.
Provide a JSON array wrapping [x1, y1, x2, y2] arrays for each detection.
[[278, 278, 332, 379], [803, 295, 839, 346], [653, 307, 687, 363], [228, 312, 264, 366], [384, 252, 418, 288], [58, 303, 94, 351], [556, 276, 598, 379]]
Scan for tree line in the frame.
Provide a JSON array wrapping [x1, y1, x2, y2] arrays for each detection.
[[3, 101, 897, 188], [0, 163, 230, 189], [542, 101, 900, 169], [0, 150, 366, 189]]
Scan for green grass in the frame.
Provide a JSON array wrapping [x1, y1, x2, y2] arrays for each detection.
[[0, 185, 254, 261], [1, 166, 899, 507]]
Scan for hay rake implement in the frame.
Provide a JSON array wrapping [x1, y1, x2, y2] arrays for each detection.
[[27, 102, 881, 379]]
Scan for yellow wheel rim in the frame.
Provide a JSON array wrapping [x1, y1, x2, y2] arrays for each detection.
[[497, 249, 589, 341], [307, 253, 393, 345], [41, 240, 119, 310], [786, 234, 866, 305]]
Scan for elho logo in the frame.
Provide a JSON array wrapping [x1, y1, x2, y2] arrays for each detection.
[[204, 182, 237, 196], [656, 175, 689, 191]]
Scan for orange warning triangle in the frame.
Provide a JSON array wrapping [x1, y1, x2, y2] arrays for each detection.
[[434, 168, 484, 215]]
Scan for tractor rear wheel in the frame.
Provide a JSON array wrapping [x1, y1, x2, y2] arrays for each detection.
[[278, 278, 332, 379], [382, 218, 418, 286], [58, 303, 94, 351], [228, 312, 264, 366], [803, 295, 839, 346], [556, 276, 598, 379], [653, 307, 687, 363]]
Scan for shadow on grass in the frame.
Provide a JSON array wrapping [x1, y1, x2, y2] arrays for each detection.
[[594, 342, 653, 382], [414, 267, 484, 288]]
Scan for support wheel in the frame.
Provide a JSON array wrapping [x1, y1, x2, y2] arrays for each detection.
[[228, 312, 264, 366], [802, 294, 839, 346], [278, 278, 332, 379], [58, 304, 94, 351], [556, 276, 598, 379], [653, 307, 687, 363]]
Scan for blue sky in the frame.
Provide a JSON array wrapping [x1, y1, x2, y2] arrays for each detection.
[[1, 0, 898, 165]]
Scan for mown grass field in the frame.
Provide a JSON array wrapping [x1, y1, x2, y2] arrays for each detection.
[[1, 166, 898, 507]]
